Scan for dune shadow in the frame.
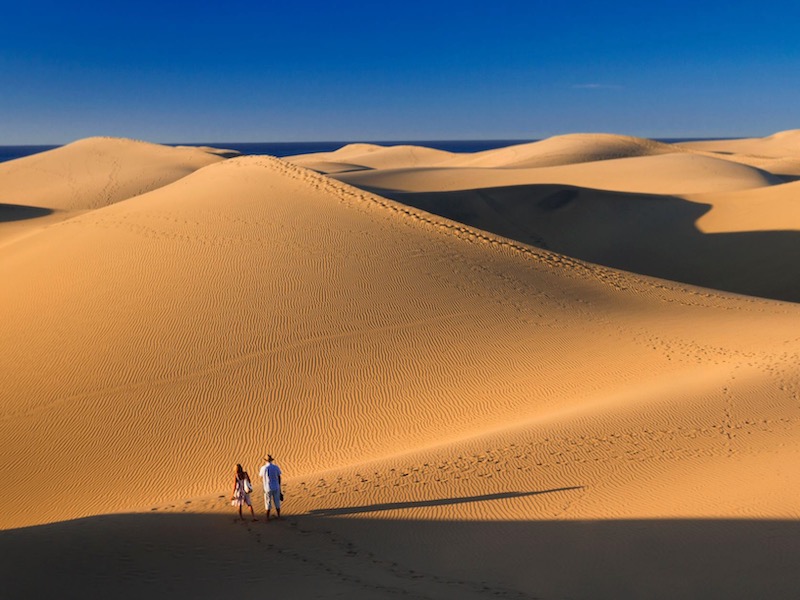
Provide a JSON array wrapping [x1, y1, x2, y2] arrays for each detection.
[[376, 183, 800, 303], [776, 173, 800, 182], [0, 203, 53, 223], [2, 512, 800, 599], [308, 486, 582, 516], [305, 164, 375, 175]]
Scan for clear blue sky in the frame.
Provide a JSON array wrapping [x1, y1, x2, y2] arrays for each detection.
[[1, 0, 798, 143]]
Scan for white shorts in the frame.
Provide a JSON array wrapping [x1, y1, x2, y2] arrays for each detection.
[[264, 489, 281, 511]]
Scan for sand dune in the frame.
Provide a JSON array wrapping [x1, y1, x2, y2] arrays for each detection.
[[679, 129, 800, 157], [334, 152, 780, 195], [441, 133, 678, 168], [320, 133, 797, 301], [289, 143, 455, 171], [679, 130, 800, 178], [687, 179, 800, 233], [3, 138, 800, 599], [288, 134, 680, 173], [0, 137, 232, 245], [5, 153, 738, 528], [291, 131, 800, 179]]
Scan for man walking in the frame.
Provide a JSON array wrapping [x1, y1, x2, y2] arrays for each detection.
[[258, 454, 282, 521]]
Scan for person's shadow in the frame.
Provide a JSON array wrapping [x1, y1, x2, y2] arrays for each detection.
[[307, 486, 584, 517], [0, 203, 52, 223]]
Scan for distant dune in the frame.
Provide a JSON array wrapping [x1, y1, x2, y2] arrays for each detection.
[[290, 142, 456, 171], [0, 137, 232, 245], [2, 136, 800, 599], [679, 129, 800, 157], [678, 130, 800, 177], [332, 152, 780, 195], [304, 131, 799, 302], [442, 133, 678, 168]]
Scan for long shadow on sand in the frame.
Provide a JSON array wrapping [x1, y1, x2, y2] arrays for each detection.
[[0, 203, 53, 222], [309, 486, 583, 516], [2, 512, 799, 600], [367, 183, 800, 303]]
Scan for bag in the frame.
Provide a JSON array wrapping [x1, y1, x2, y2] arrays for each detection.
[[244, 478, 253, 494]]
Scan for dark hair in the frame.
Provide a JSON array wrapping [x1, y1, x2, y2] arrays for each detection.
[[236, 464, 244, 478]]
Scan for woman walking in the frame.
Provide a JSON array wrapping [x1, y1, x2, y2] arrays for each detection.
[[231, 463, 257, 521]]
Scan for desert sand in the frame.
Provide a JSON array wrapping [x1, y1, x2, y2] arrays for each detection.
[[2, 134, 800, 599], [0, 137, 236, 248]]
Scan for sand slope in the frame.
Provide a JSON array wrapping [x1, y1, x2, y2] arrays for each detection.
[[0, 137, 233, 245], [4, 153, 731, 528], [3, 139, 800, 599], [679, 130, 800, 177]]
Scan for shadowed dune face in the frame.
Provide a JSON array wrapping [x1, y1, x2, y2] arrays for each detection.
[[377, 183, 800, 302], [2, 513, 799, 600]]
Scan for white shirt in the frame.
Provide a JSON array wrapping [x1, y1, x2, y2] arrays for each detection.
[[259, 462, 282, 491]]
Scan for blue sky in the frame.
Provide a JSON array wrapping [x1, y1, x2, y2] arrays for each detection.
[[1, 0, 798, 143]]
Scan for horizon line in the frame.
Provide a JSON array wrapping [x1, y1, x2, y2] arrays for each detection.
[[0, 135, 750, 148]]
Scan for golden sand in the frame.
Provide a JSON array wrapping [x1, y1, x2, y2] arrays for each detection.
[[2, 134, 800, 598]]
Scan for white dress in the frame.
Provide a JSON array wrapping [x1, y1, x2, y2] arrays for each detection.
[[232, 475, 252, 507]]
